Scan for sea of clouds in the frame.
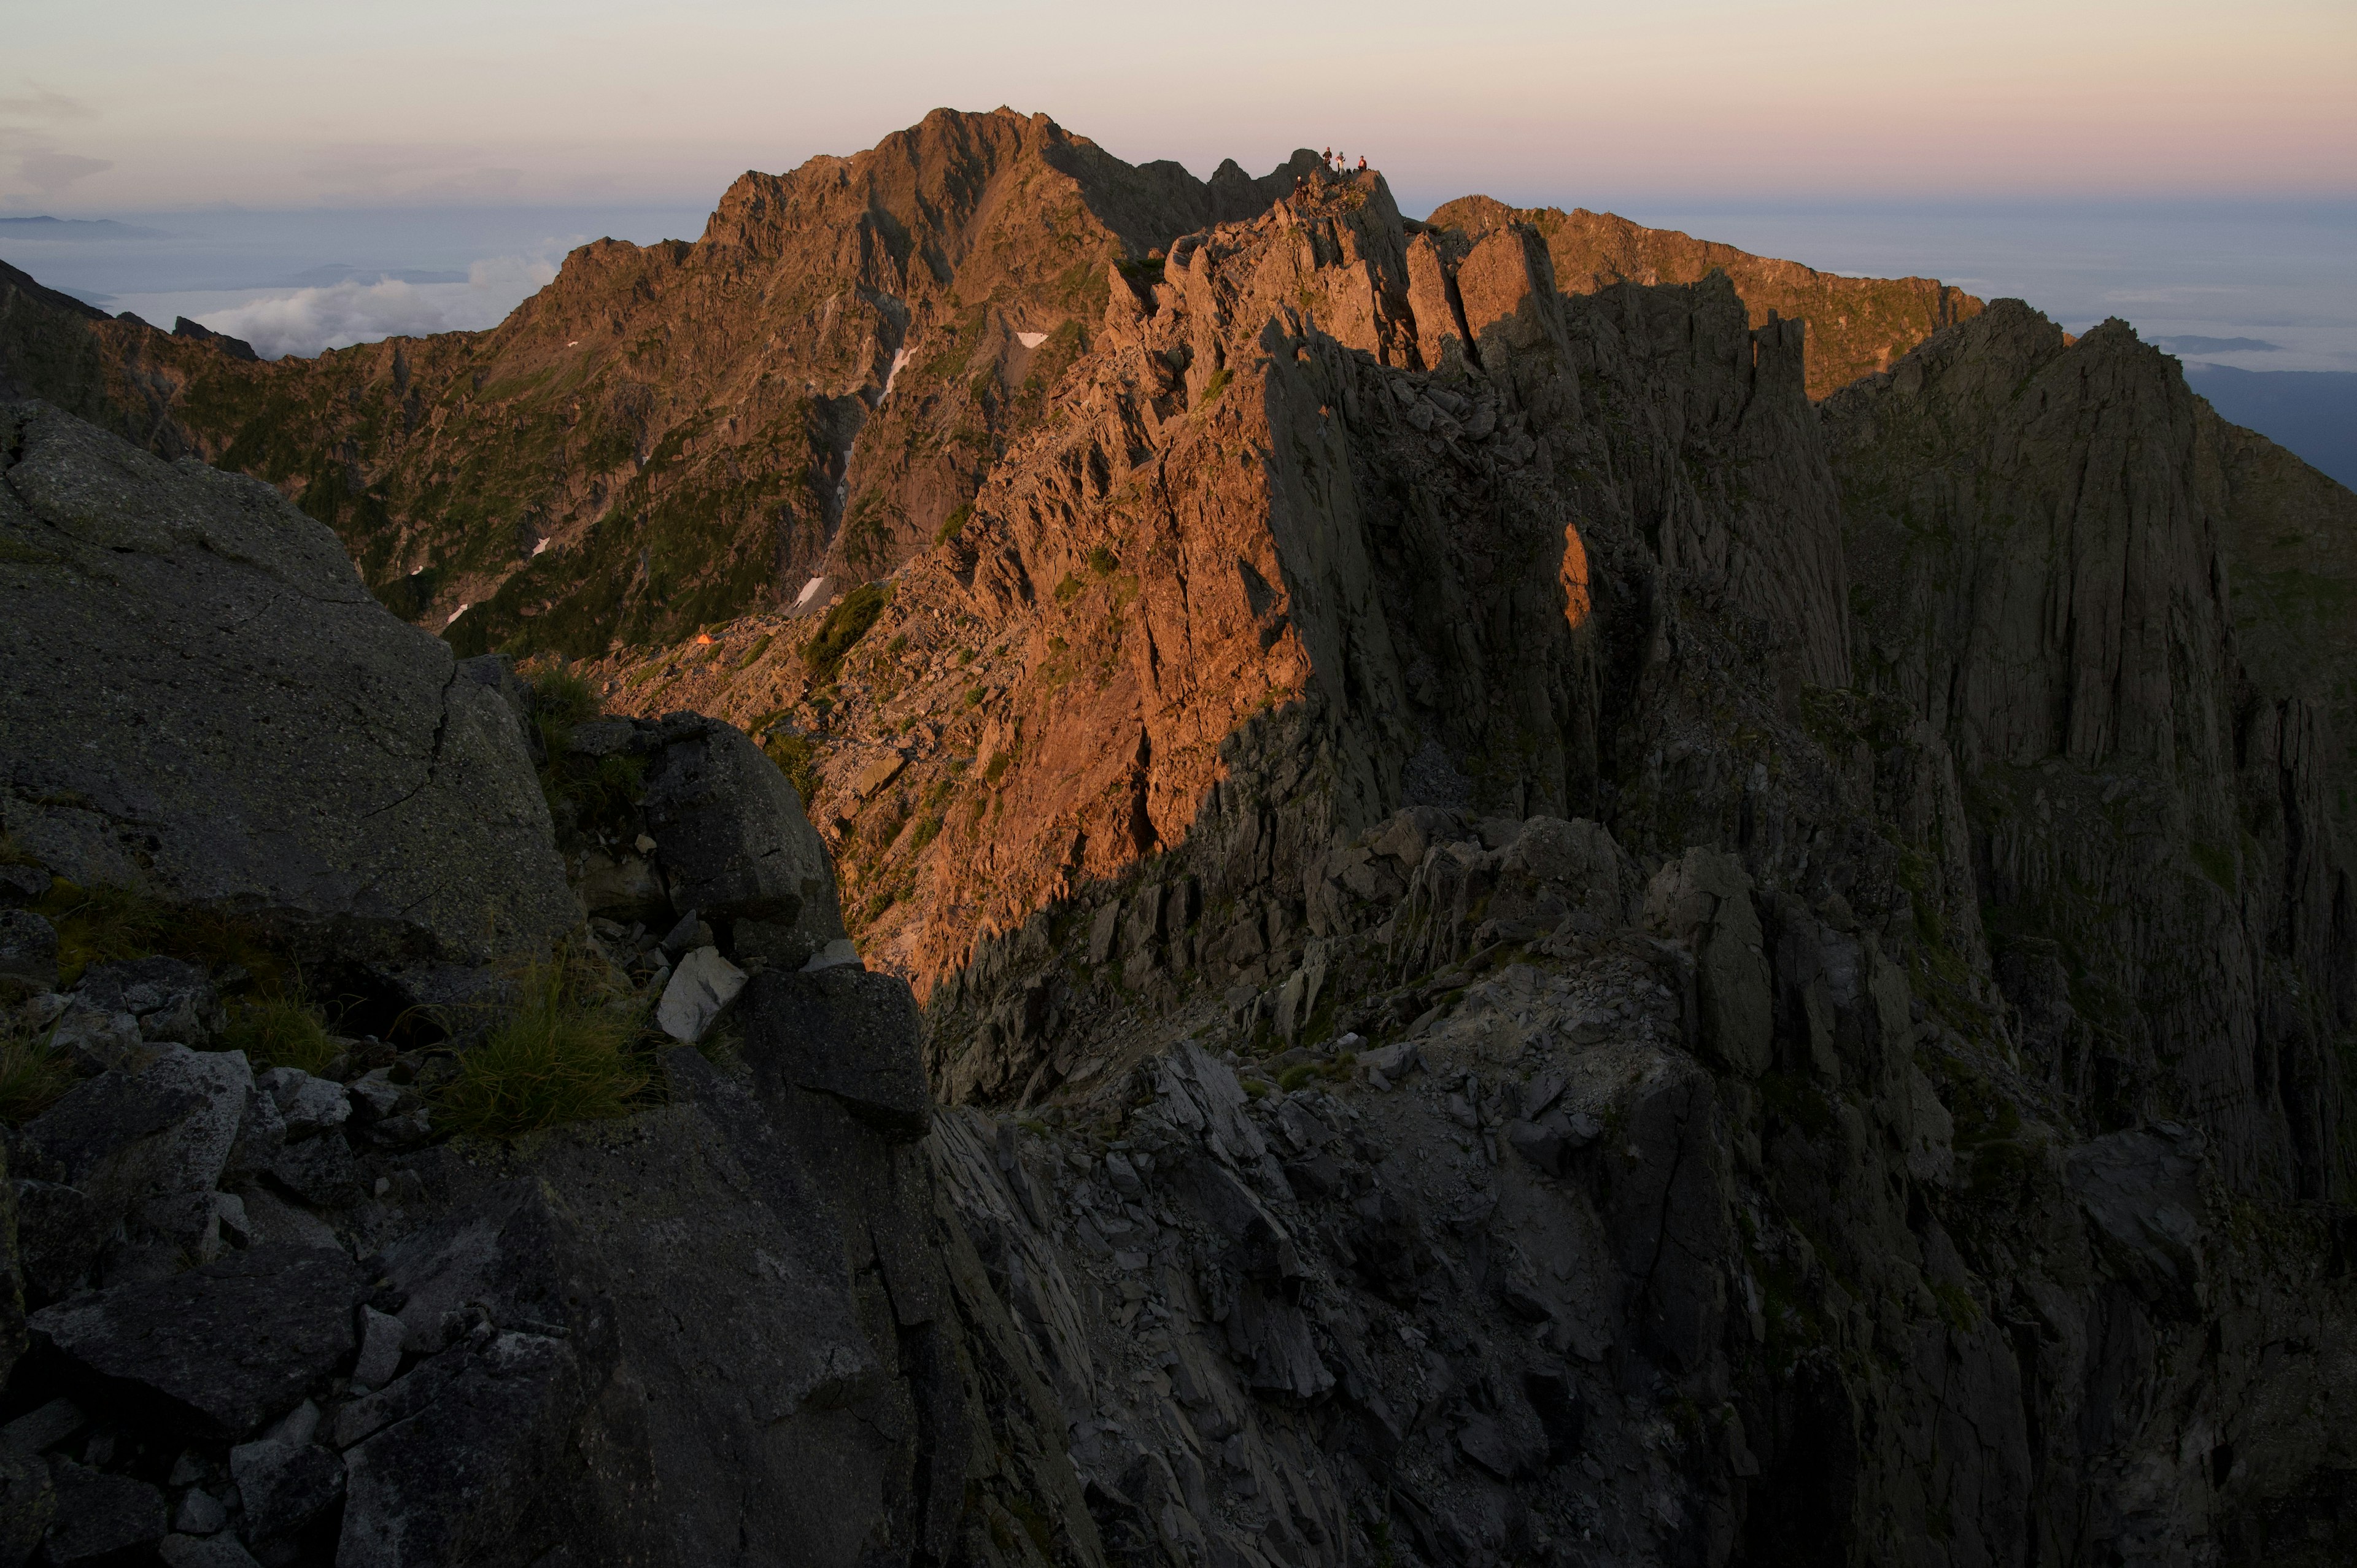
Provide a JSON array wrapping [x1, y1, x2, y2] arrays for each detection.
[[109, 251, 559, 360]]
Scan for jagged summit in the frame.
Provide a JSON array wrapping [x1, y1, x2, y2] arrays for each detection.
[[10, 110, 1986, 665]]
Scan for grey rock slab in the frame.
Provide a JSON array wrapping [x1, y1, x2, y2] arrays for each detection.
[[171, 1486, 226, 1534], [28, 1243, 366, 1437], [0, 909, 55, 995], [158, 1532, 263, 1568], [0, 401, 576, 967], [738, 966, 930, 1137], [16, 1043, 250, 1284], [41, 1457, 164, 1564], [654, 945, 745, 1044], [335, 1332, 586, 1568], [256, 1068, 349, 1140], [0, 1398, 83, 1456], [1458, 1411, 1546, 1481], [1642, 848, 1771, 1077], [350, 1307, 404, 1390], [226, 1436, 342, 1543], [265, 1127, 363, 1208], [2065, 1122, 2208, 1316], [637, 716, 845, 937], [234, 1186, 342, 1253]]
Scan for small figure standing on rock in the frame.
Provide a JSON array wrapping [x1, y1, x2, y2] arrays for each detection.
[[1357, 155, 1367, 171]]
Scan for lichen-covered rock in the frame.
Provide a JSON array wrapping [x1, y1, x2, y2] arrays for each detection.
[[0, 400, 576, 967], [27, 1245, 365, 1437]]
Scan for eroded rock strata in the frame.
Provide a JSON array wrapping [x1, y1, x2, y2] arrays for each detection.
[[1, 109, 2355, 1568]]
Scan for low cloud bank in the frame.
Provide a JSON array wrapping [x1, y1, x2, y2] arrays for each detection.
[[192, 252, 558, 359]]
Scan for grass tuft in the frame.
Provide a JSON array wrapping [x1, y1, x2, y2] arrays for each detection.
[[219, 986, 339, 1075], [804, 582, 893, 686], [0, 1022, 69, 1125], [438, 955, 649, 1138], [35, 882, 279, 991], [527, 664, 644, 822]]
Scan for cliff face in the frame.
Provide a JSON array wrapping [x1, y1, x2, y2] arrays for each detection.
[[576, 159, 2357, 1566], [6, 112, 2357, 1568], [0, 110, 1319, 660], [1430, 196, 1984, 399], [0, 114, 1988, 671]]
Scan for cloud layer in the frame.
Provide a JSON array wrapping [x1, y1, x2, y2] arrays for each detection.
[[128, 253, 557, 360]]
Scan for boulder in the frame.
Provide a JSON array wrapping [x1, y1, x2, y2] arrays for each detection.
[[654, 945, 746, 1044], [0, 401, 576, 967], [0, 910, 54, 997], [227, 1430, 343, 1545], [28, 1244, 366, 1437], [636, 716, 846, 938], [40, 1458, 163, 1564], [15, 1043, 251, 1283], [738, 966, 931, 1137], [256, 1067, 349, 1140]]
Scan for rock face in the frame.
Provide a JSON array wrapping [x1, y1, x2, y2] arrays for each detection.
[[1430, 196, 1986, 398], [0, 111, 1324, 659], [547, 147, 2356, 1566], [0, 401, 576, 967], [0, 113, 1997, 669], [4, 117, 2357, 1568]]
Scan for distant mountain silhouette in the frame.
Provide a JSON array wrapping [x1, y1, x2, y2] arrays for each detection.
[[2188, 362, 2357, 488]]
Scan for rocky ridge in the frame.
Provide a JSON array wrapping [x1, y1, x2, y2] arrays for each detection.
[[9, 112, 1988, 668], [1, 113, 2356, 1568], [565, 150, 2357, 1566]]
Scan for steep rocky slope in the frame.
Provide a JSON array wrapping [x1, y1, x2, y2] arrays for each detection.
[[7, 112, 2357, 1567], [0, 404, 1094, 1567], [4, 112, 1987, 671], [574, 160, 2357, 1567], [0, 110, 1319, 661], [1428, 198, 1983, 398]]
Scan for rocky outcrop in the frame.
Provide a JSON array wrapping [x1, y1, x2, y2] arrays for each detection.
[[1430, 196, 1985, 398], [0, 401, 576, 970], [0, 402, 1096, 1566], [0, 112, 1323, 661], [0, 114, 1995, 668], [555, 150, 2357, 1567], [7, 114, 2357, 1568]]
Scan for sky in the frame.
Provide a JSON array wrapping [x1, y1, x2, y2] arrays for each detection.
[[5, 0, 2352, 215]]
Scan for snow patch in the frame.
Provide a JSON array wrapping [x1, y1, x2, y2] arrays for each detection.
[[794, 577, 826, 608], [444, 603, 472, 627], [530, 536, 552, 557], [883, 345, 913, 397], [1015, 331, 1048, 349]]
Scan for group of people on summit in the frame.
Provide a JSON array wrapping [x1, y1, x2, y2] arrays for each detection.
[[1292, 146, 1369, 201]]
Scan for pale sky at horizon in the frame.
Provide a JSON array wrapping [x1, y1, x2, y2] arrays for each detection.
[[4, 0, 2353, 217]]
